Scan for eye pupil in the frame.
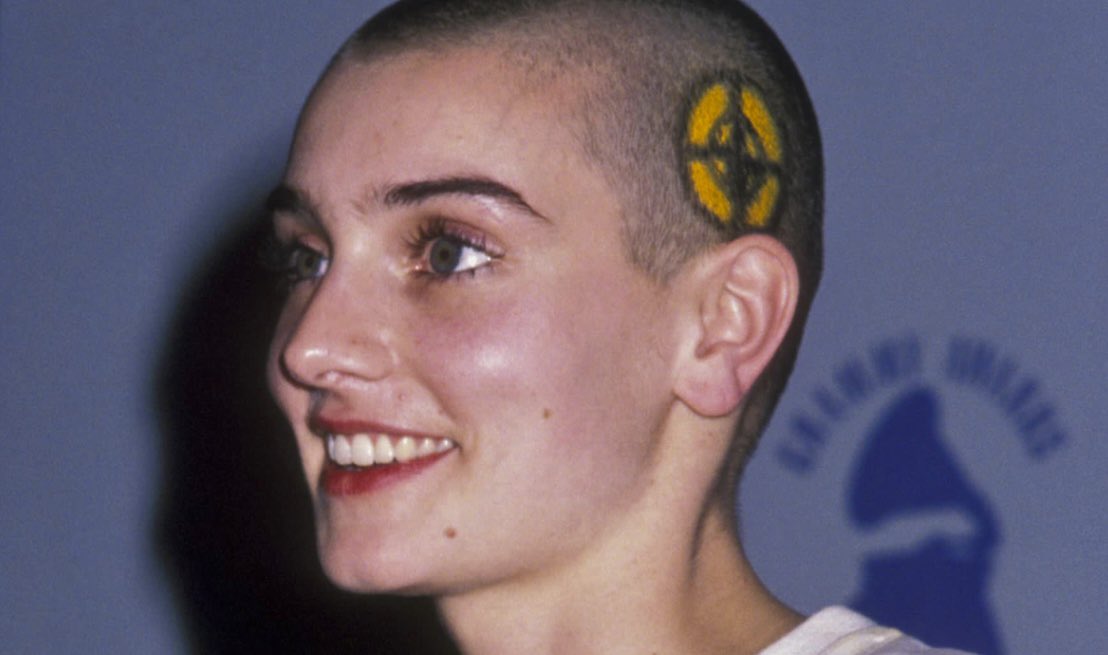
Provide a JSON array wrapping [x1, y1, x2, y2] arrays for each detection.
[[429, 238, 462, 274], [296, 251, 319, 277]]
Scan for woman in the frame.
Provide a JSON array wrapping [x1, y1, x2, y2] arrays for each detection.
[[265, 1, 972, 653]]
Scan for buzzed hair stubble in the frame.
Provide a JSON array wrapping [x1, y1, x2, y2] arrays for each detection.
[[330, 0, 823, 493]]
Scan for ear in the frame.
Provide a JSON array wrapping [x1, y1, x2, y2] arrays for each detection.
[[673, 235, 799, 418]]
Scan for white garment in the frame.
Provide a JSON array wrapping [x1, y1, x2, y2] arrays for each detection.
[[759, 607, 974, 655]]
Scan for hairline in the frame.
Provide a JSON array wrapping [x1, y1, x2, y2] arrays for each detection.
[[330, 37, 685, 281]]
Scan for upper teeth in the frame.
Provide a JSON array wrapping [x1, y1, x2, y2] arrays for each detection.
[[327, 433, 455, 467]]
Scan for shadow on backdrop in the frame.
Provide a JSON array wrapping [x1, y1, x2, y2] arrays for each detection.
[[154, 194, 458, 654]]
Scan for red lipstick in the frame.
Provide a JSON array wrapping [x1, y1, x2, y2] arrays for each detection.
[[322, 451, 452, 497], [312, 415, 456, 497]]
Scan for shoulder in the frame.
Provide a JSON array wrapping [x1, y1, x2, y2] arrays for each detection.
[[759, 606, 977, 655]]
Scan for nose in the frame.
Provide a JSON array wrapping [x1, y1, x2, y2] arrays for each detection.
[[277, 275, 396, 390]]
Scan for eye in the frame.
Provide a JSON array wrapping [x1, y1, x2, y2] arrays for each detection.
[[262, 240, 329, 287], [427, 235, 493, 275], [287, 244, 330, 281], [408, 218, 501, 279]]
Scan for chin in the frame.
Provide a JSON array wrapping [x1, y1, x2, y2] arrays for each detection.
[[316, 527, 443, 596], [321, 551, 425, 595]]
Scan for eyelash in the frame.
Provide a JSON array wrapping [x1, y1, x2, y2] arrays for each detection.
[[405, 217, 502, 281], [260, 216, 500, 292]]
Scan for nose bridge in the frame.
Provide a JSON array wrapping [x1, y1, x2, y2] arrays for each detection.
[[280, 267, 395, 389]]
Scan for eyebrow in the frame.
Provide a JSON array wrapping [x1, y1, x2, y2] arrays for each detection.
[[265, 183, 320, 225], [265, 176, 550, 224], [382, 176, 550, 222]]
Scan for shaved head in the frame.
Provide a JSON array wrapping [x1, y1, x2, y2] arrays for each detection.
[[325, 0, 822, 481]]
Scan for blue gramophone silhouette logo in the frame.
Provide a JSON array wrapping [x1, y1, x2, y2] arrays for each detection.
[[847, 387, 1003, 655]]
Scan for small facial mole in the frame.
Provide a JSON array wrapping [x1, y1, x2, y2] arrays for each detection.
[[444, 527, 457, 539], [542, 408, 552, 420]]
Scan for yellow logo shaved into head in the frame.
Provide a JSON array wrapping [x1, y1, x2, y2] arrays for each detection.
[[682, 78, 784, 229]]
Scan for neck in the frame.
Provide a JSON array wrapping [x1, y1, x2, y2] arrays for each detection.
[[436, 500, 801, 655]]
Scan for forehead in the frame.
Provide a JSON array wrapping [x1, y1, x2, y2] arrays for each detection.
[[286, 49, 601, 218]]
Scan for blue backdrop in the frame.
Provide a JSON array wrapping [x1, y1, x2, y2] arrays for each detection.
[[1, 2, 1104, 653]]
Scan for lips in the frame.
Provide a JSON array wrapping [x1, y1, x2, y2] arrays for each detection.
[[313, 419, 459, 497]]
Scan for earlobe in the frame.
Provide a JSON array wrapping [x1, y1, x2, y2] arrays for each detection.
[[674, 235, 798, 417]]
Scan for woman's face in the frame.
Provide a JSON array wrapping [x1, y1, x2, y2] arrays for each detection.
[[267, 50, 678, 595]]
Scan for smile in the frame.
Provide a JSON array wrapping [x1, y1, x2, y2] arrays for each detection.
[[326, 433, 456, 467]]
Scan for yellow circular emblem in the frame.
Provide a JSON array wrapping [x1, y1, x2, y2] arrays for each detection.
[[683, 79, 784, 229]]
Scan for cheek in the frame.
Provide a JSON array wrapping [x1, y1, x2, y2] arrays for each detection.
[[409, 292, 560, 409], [408, 278, 658, 454], [413, 285, 663, 553]]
